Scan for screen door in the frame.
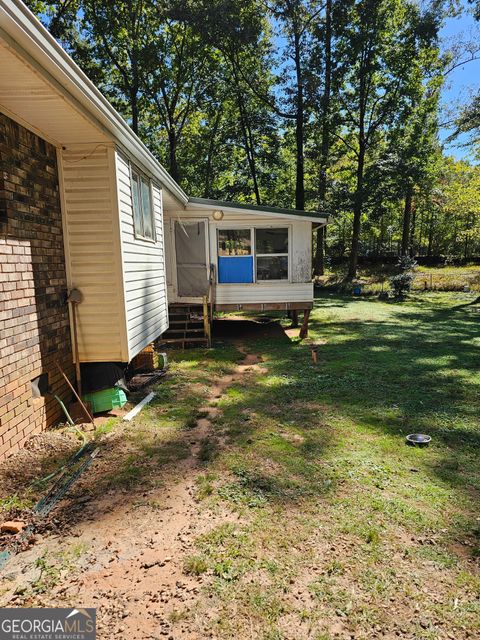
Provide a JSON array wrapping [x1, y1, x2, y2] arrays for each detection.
[[175, 220, 209, 297]]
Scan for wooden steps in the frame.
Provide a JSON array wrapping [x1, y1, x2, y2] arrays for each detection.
[[161, 337, 208, 344], [158, 304, 209, 348]]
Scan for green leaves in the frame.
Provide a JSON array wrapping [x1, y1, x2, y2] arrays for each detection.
[[27, 0, 479, 262]]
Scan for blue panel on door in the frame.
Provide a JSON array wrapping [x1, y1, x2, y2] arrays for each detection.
[[218, 256, 253, 283]]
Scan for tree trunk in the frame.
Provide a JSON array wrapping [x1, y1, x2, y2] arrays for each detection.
[[452, 219, 458, 256], [230, 62, 261, 204], [294, 31, 305, 210], [130, 50, 139, 135], [130, 86, 139, 135], [418, 208, 425, 255], [315, 226, 326, 277], [427, 211, 435, 257], [314, 0, 332, 276], [204, 108, 222, 197], [245, 119, 261, 205], [168, 127, 180, 184], [401, 185, 413, 256], [410, 202, 416, 255], [348, 142, 366, 279], [237, 94, 261, 204], [348, 44, 368, 280]]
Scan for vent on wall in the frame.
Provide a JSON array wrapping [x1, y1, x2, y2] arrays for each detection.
[[31, 373, 50, 398]]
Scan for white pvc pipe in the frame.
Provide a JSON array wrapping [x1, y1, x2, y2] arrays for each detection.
[[123, 392, 156, 422]]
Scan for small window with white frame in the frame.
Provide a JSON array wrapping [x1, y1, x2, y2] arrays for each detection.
[[131, 168, 155, 241], [255, 228, 289, 280]]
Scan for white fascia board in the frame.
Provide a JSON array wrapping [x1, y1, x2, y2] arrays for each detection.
[[186, 201, 328, 224], [0, 0, 188, 205]]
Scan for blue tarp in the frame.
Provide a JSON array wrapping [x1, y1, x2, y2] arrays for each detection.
[[218, 256, 253, 283]]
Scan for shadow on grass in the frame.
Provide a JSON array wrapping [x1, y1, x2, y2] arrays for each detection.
[[312, 293, 479, 441], [209, 295, 479, 527], [209, 293, 479, 555], [4, 296, 477, 560], [48, 318, 336, 524]]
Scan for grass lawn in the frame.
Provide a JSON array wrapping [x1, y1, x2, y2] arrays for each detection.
[[1, 291, 478, 639], [176, 291, 480, 638]]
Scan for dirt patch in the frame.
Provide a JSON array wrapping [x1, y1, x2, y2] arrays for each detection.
[[0, 347, 264, 640], [0, 431, 80, 496]]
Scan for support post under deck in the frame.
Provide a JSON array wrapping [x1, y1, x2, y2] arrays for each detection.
[[299, 309, 311, 339]]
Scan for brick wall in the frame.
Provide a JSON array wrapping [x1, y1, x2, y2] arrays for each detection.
[[0, 112, 74, 460]]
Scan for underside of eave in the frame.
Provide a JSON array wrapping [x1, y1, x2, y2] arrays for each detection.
[[0, 37, 111, 147]]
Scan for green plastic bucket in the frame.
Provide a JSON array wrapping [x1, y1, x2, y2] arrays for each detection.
[[82, 387, 127, 414]]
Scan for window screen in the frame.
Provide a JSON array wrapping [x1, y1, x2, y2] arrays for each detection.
[[256, 256, 288, 280], [132, 170, 155, 240], [255, 228, 288, 280], [255, 228, 289, 254], [218, 229, 252, 256], [132, 173, 143, 236], [141, 178, 154, 239]]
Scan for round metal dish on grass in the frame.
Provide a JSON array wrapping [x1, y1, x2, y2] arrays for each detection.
[[406, 433, 431, 447]]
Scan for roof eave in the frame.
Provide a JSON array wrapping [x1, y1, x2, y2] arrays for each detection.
[[187, 197, 329, 224], [0, 0, 188, 205]]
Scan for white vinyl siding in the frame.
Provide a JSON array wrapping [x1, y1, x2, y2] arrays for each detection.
[[116, 151, 168, 360], [213, 282, 313, 305], [59, 144, 127, 362]]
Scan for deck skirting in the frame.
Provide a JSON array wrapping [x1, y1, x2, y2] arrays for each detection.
[[214, 301, 313, 312]]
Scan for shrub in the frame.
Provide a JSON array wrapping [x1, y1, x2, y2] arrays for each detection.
[[389, 256, 417, 298]]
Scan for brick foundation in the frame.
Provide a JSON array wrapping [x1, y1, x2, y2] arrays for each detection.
[[0, 112, 74, 460]]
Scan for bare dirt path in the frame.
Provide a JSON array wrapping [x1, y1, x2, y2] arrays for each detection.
[[1, 345, 265, 640]]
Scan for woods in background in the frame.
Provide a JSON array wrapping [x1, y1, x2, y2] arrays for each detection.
[[28, 0, 480, 275]]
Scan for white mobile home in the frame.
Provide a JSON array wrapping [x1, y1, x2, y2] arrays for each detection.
[[164, 199, 326, 312]]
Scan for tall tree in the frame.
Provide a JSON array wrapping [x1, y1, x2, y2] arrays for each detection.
[[175, 0, 281, 201], [143, 18, 218, 183], [336, 0, 441, 277], [443, 2, 480, 150], [388, 60, 443, 255], [258, 0, 325, 210], [398, 101, 441, 257], [80, 0, 160, 134], [193, 0, 324, 209], [313, 0, 332, 274]]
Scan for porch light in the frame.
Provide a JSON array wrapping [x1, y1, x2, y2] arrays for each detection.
[[213, 210, 224, 221]]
